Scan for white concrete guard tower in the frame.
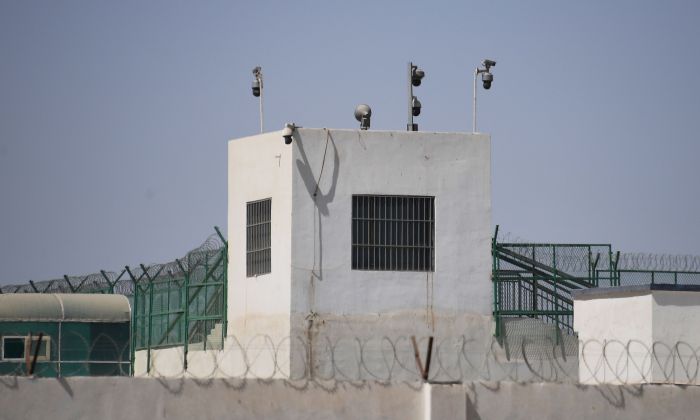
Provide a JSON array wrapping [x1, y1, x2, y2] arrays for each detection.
[[228, 128, 492, 377]]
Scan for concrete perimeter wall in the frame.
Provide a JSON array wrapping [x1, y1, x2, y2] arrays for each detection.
[[574, 287, 700, 385], [2, 377, 700, 420]]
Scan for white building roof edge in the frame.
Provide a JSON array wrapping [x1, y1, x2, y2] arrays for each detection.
[[0, 294, 131, 323]]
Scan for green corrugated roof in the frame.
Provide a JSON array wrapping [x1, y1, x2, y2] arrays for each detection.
[[0, 294, 130, 322]]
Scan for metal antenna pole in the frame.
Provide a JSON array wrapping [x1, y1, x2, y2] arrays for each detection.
[[259, 87, 264, 133], [259, 73, 264, 133], [408, 62, 413, 131], [472, 67, 478, 133]]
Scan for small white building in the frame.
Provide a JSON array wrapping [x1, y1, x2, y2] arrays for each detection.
[[574, 285, 700, 385], [227, 128, 493, 377]]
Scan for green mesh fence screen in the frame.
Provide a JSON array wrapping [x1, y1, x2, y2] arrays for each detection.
[[0, 322, 130, 377], [492, 226, 700, 338], [0, 227, 228, 376], [131, 238, 227, 355]]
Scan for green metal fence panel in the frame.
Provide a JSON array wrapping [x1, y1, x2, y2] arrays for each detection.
[[0, 227, 228, 377], [492, 225, 700, 339], [130, 229, 228, 373]]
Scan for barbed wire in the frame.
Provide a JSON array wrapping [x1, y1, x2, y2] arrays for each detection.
[[130, 334, 700, 386], [0, 232, 226, 295], [3, 330, 700, 386], [617, 252, 700, 272], [495, 232, 700, 275]]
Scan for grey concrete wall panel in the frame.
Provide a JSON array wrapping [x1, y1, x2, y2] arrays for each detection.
[[3, 378, 700, 420]]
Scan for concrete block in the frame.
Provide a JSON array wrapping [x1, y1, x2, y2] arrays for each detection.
[[423, 383, 467, 420]]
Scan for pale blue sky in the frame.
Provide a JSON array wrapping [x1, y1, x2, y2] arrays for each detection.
[[1, 0, 699, 284]]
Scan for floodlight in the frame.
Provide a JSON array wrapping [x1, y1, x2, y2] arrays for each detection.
[[354, 104, 372, 130]]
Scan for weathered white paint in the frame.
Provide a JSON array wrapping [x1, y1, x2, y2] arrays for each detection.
[[4, 378, 700, 420], [227, 128, 492, 378], [289, 129, 491, 316], [134, 339, 285, 379], [423, 383, 467, 420], [227, 130, 294, 377], [574, 287, 700, 384]]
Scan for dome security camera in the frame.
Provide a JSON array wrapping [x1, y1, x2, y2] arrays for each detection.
[[482, 72, 493, 90], [411, 66, 425, 87], [411, 96, 422, 117], [251, 66, 262, 97], [252, 79, 261, 97], [282, 123, 295, 145]]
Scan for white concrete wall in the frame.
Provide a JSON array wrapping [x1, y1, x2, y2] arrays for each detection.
[[574, 291, 653, 384], [227, 130, 293, 349], [4, 378, 700, 420], [287, 129, 492, 377], [651, 290, 700, 383], [574, 288, 700, 385], [134, 343, 274, 379], [289, 129, 491, 319], [227, 128, 492, 379]]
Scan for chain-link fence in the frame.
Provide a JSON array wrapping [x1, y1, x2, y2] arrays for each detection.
[[0, 227, 228, 377], [492, 226, 700, 338], [0, 228, 227, 297], [131, 238, 227, 369]]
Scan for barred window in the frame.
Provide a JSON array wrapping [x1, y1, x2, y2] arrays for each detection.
[[352, 195, 435, 271], [246, 198, 271, 276]]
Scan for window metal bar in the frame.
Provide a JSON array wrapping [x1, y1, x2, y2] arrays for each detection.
[[352, 195, 434, 272], [246, 198, 271, 276]]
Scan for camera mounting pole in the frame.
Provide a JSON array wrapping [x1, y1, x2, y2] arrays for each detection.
[[472, 67, 479, 133], [408, 62, 416, 131], [407, 62, 424, 131], [252, 66, 264, 133], [472, 59, 495, 133]]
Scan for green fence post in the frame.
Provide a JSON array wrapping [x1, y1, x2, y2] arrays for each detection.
[[587, 246, 591, 282], [532, 246, 537, 316], [178, 258, 189, 371], [608, 250, 613, 287], [592, 253, 600, 287], [131, 280, 137, 375], [147, 273, 154, 374], [100, 270, 115, 294], [63, 275, 76, 293], [492, 226, 500, 338], [615, 251, 621, 286], [222, 245, 228, 345], [552, 244, 560, 344]]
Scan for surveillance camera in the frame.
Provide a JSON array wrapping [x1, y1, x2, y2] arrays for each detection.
[[282, 123, 295, 145], [482, 72, 493, 90], [482, 59, 496, 68], [354, 104, 372, 130], [251, 66, 262, 97], [411, 66, 425, 87], [252, 79, 261, 97], [411, 96, 422, 116]]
